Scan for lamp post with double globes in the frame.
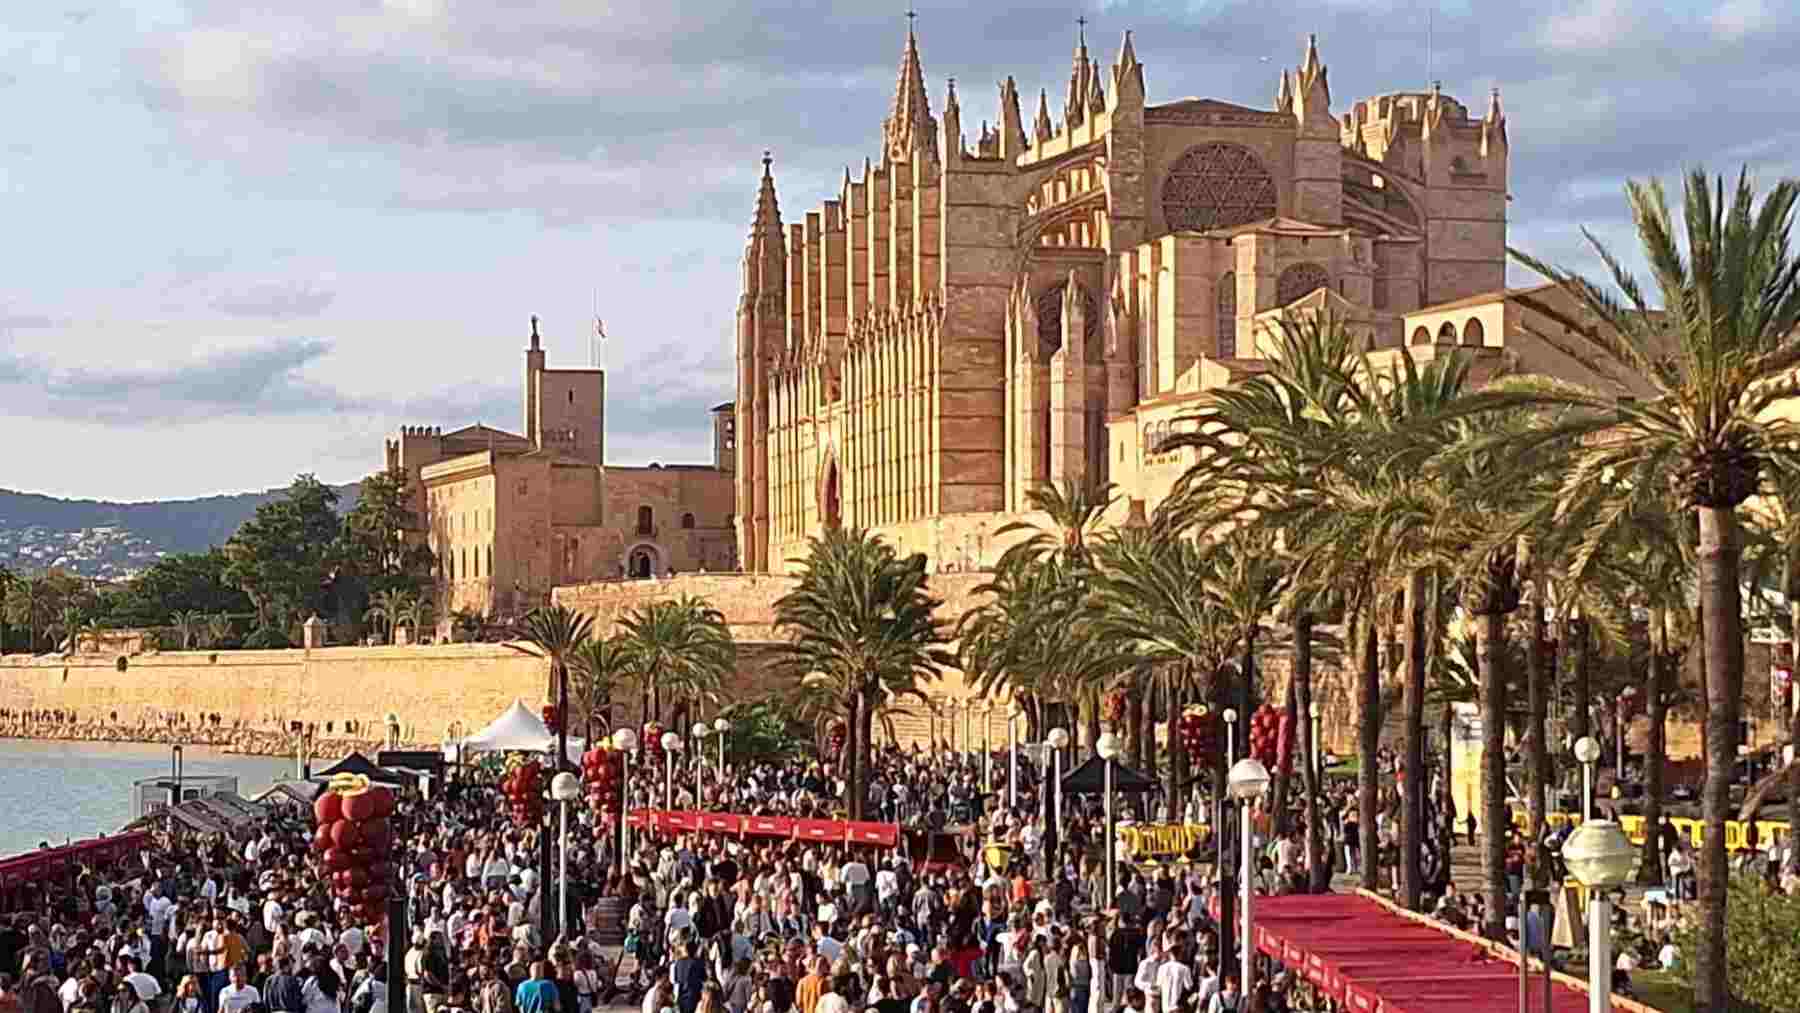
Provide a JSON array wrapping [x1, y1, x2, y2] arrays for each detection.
[[1563, 820, 1635, 1013], [549, 770, 581, 940], [1228, 757, 1273, 998], [1048, 727, 1071, 829], [1217, 708, 1240, 978], [691, 722, 710, 804], [612, 727, 638, 865], [1097, 731, 1121, 904], [661, 731, 682, 808]]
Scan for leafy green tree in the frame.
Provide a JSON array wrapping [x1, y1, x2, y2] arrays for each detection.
[[363, 588, 411, 645], [1503, 168, 1800, 1009], [223, 475, 341, 625], [337, 466, 437, 633], [514, 604, 596, 716], [773, 527, 952, 820], [4, 576, 52, 653], [1674, 876, 1800, 1012], [0, 564, 13, 653], [397, 595, 433, 642], [104, 549, 250, 627], [569, 635, 630, 739], [203, 612, 235, 649]]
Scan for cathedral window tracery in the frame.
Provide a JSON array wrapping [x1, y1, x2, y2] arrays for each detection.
[[1161, 143, 1279, 232], [1036, 282, 1100, 360], [1276, 263, 1331, 305]]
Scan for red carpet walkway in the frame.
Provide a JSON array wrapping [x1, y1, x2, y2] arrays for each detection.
[[1227, 891, 1643, 1012]]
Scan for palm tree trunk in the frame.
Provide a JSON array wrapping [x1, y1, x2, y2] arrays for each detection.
[[1694, 505, 1743, 1013], [1474, 609, 1508, 937], [1083, 690, 1100, 757], [1526, 583, 1551, 888], [1129, 674, 1148, 772], [1790, 583, 1800, 876], [652, 681, 663, 725], [1295, 612, 1327, 893], [848, 686, 867, 822], [1570, 617, 1591, 744], [1439, 700, 1455, 851], [1164, 681, 1183, 807], [1172, 681, 1190, 819], [1639, 608, 1671, 886], [1400, 570, 1428, 911], [1359, 614, 1380, 890], [1272, 676, 1296, 836]]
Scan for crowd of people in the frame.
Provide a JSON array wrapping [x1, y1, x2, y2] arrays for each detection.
[[0, 732, 1739, 1013]]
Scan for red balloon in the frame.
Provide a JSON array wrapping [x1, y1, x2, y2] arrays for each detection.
[[368, 787, 396, 818], [314, 792, 343, 826], [343, 792, 378, 822], [323, 847, 353, 871], [362, 817, 390, 842], [331, 820, 363, 850], [345, 866, 370, 887], [311, 831, 331, 854]]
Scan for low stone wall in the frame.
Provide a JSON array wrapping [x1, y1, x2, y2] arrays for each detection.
[[0, 720, 412, 759], [0, 642, 549, 748]]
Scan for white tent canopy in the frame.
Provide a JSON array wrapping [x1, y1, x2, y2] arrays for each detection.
[[453, 699, 583, 761]]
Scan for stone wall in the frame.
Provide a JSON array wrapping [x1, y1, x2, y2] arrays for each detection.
[[0, 643, 549, 748]]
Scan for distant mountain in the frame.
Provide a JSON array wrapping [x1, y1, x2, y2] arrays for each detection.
[[0, 483, 359, 581]]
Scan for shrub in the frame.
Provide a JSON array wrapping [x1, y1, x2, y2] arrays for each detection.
[[241, 626, 293, 650], [1672, 875, 1800, 1011]]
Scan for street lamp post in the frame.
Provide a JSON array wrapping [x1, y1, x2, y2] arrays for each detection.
[[1048, 727, 1070, 830], [1225, 708, 1239, 766], [612, 728, 638, 873], [691, 722, 710, 805], [661, 731, 682, 809], [714, 717, 728, 777], [1097, 732, 1120, 905], [1228, 757, 1273, 999], [549, 771, 580, 941], [962, 704, 972, 757], [1219, 707, 1239, 978], [1563, 820, 1635, 1013], [1308, 702, 1323, 783], [1574, 736, 1601, 821], [983, 706, 993, 795]]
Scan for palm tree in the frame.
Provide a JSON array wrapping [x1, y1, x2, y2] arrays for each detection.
[[3, 576, 50, 653], [171, 610, 206, 651], [1163, 311, 1381, 892], [514, 604, 596, 706], [617, 595, 736, 725], [0, 565, 13, 654], [397, 595, 434, 643], [772, 527, 952, 821], [569, 635, 630, 740], [204, 612, 234, 649], [1501, 167, 1800, 1011], [50, 605, 83, 655], [363, 589, 412, 645]]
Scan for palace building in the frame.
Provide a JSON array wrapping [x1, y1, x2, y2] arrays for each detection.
[[734, 26, 1525, 572], [384, 317, 736, 622]]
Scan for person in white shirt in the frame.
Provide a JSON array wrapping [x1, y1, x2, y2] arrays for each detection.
[[122, 959, 162, 1003], [263, 896, 286, 936], [217, 966, 261, 1013], [1154, 956, 1193, 1013], [339, 924, 367, 958]]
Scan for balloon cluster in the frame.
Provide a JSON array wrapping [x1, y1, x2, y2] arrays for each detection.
[[1101, 689, 1129, 725], [1176, 705, 1222, 764], [310, 778, 395, 922], [824, 719, 847, 759], [1248, 705, 1284, 770], [541, 704, 561, 733], [501, 754, 545, 828], [580, 743, 622, 836], [640, 723, 665, 764]]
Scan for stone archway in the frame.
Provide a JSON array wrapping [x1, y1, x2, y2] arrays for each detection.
[[627, 543, 661, 580]]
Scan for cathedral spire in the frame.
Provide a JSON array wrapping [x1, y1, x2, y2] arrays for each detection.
[[529, 314, 540, 351], [1111, 30, 1144, 109], [1066, 15, 1092, 129], [998, 75, 1027, 156], [1301, 33, 1323, 81], [882, 16, 938, 163], [748, 151, 786, 293], [1482, 86, 1508, 154], [1035, 88, 1054, 142], [1275, 68, 1293, 114]]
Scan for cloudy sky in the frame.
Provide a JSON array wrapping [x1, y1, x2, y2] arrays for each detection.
[[1, 0, 1792, 501]]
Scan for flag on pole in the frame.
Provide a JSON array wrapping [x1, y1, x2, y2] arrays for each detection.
[[592, 317, 606, 368]]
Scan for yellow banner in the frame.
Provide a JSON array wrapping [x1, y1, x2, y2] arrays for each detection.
[[1508, 808, 1792, 850], [1117, 822, 1210, 862]]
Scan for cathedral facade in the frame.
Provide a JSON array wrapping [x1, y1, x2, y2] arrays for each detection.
[[734, 27, 1510, 572]]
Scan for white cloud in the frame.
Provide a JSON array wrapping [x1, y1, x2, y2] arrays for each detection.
[[1536, 0, 1641, 51], [1711, 0, 1768, 41]]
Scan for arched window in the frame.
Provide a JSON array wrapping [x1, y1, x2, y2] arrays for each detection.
[[1276, 263, 1331, 305], [473, 545, 480, 579], [680, 512, 696, 529], [636, 506, 654, 536], [1216, 272, 1237, 359], [447, 551, 455, 582], [1162, 143, 1278, 232], [1410, 326, 1431, 346], [459, 548, 466, 581], [1462, 318, 1486, 346], [487, 545, 493, 577], [1438, 321, 1458, 343]]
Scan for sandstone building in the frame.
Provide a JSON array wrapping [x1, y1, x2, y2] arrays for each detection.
[[734, 27, 1524, 569], [384, 317, 736, 621]]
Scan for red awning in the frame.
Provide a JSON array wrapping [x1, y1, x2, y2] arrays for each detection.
[[700, 813, 741, 834], [0, 832, 151, 889], [845, 821, 899, 846], [744, 816, 795, 838], [791, 818, 841, 841]]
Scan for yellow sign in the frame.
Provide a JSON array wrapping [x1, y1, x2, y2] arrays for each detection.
[[1508, 808, 1791, 851], [1117, 822, 1210, 863], [329, 773, 371, 796]]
